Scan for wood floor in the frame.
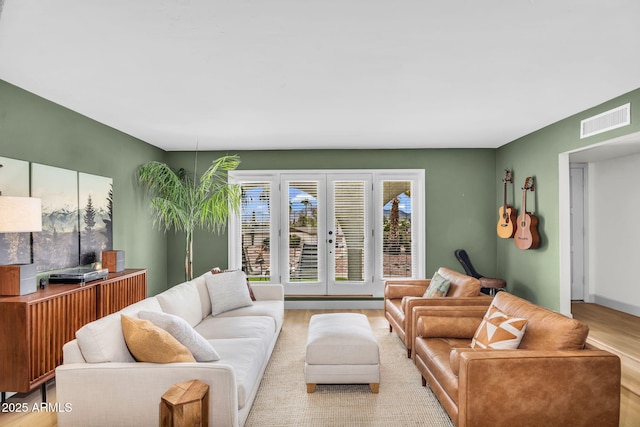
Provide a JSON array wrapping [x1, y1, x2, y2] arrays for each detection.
[[572, 302, 640, 427], [1, 306, 638, 427]]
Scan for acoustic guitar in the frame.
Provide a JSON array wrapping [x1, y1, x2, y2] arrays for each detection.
[[497, 169, 516, 238], [515, 177, 540, 249]]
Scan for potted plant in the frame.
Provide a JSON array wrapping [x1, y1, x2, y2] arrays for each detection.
[[137, 154, 241, 280]]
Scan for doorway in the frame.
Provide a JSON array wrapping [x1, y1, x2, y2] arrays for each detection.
[[281, 173, 373, 295]]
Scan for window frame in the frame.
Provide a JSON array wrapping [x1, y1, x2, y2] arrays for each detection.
[[229, 169, 425, 297]]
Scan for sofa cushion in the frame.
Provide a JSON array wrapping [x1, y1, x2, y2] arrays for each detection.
[[75, 297, 162, 363], [437, 267, 481, 297], [121, 315, 195, 363], [209, 338, 267, 409], [214, 300, 285, 332], [155, 281, 203, 327], [192, 272, 213, 319], [491, 292, 589, 350], [138, 310, 220, 362], [205, 270, 254, 316], [471, 305, 527, 349], [424, 271, 451, 297]]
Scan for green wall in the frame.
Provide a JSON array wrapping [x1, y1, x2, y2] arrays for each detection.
[[496, 87, 640, 310], [165, 149, 497, 288], [5, 75, 638, 310], [0, 80, 169, 296]]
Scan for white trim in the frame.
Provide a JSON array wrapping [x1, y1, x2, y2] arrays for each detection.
[[558, 152, 572, 316], [559, 130, 640, 317], [285, 299, 384, 310]]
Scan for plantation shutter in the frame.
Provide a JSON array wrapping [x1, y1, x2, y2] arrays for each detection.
[[240, 182, 271, 279], [288, 181, 319, 282], [333, 180, 366, 282]]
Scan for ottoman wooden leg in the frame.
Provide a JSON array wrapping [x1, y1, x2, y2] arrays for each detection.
[[369, 383, 379, 394], [306, 383, 316, 393]]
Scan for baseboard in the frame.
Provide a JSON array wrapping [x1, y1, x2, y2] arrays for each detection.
[[592, 295, 640, 317], [285, 298, 384, 310]]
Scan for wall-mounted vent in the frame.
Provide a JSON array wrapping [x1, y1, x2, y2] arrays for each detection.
[[580, 103, 631, 139]]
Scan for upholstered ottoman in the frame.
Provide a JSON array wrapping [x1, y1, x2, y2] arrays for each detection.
[[305, 313, 380, 393]]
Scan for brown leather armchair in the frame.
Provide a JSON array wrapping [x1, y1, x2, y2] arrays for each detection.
[[384, 267, 492, 358], [413, 291, 621, 427]]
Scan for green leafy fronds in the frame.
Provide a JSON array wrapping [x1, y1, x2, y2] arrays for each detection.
[[136, 155, 241, 280], [137, 155, 241, 234]]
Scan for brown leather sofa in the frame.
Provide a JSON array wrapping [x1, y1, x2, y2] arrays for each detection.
[[413, 291, 621, 427], [384, 267, 492, 358]]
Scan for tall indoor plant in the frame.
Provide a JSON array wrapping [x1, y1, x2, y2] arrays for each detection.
[[137, 154, 241, 280]]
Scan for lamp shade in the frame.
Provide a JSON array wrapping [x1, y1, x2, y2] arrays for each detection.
[[0, 196, 43, 233]]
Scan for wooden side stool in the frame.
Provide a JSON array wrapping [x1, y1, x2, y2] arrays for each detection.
[[160, 379, 209, 427]]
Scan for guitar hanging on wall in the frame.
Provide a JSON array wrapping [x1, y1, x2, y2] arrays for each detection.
[[497, 169, 516, 238], [515, 177, 540, 250]]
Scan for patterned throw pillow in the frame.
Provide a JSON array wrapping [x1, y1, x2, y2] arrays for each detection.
[[423, 271, 451, 297], [121, 315, 196, 363], [471, 305, 528, 349]]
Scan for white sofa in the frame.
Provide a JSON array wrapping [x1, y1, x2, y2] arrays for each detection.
[[55, 270, 284, 427]]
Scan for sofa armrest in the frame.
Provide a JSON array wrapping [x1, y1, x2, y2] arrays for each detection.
[[405, 300, 491, 352], [250, 283, 284, 301], [384, 280, 430, 299], [415, 306, 488, 339], [456, 350, 621, 427], [56, 361, 239, 427], [62, 339, 86, 364]]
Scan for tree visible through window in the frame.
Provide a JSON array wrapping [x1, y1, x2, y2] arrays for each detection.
[[382, 181, 412, 278]]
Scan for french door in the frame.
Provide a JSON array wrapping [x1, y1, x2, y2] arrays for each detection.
[[229, 169, 424, 298], [281, 173, 373, 295]]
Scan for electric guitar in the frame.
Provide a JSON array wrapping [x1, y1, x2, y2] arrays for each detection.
[[497, 169, 516, 238], [515, 177, 540, 249]]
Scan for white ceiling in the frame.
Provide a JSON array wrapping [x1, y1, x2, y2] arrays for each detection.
[[1, 0, 639, 152]]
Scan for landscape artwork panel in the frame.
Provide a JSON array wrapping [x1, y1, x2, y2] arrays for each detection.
[[31, 163, 79, 271], [79, 172, 113, 265], [0, 156, 31, 265]]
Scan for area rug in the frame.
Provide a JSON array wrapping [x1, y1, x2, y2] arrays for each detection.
[[245, 323, 455, 426]]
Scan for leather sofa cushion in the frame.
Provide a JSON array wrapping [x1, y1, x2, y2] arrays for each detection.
[[491, 292, 588, 350], [438, 267, 481, 297]]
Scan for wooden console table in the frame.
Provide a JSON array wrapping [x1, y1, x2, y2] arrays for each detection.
[[0, 268, 146, 399]]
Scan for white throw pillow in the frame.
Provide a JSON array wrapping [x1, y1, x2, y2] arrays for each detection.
[[76, 297, 162, 363], [155, 281, 203, 327], [138, 310, 220, 361], [205, 269, 253, 316]]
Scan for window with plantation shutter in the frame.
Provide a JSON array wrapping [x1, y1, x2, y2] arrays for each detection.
[[287, 180, 319, 282], [332, 180, 366, 282], [229, 170, 424, 297], [239, 181, 272, 281], [381, 180, 413, 278]]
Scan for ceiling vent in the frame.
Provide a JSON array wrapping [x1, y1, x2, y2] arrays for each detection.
[[580, 103, 631, 139]]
